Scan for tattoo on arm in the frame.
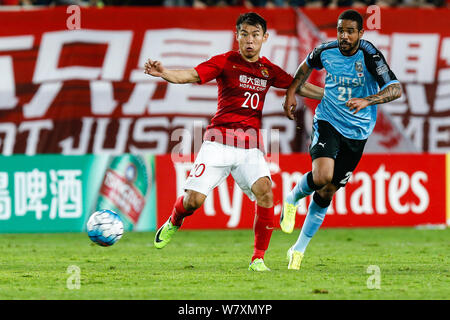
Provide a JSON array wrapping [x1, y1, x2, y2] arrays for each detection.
[[293, 63, 313, 90], [364, 83, 402, 105]]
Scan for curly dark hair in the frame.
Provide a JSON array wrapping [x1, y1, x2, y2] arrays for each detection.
[[338, 9, 363, 31]]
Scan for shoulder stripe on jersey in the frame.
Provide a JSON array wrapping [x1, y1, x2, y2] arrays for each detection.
[[318, 40, 339, 51], [360, 40, 399, 89], [306, 40, 338, 70], [359, 39, 377, 55]]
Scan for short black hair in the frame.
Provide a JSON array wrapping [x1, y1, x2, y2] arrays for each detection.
[[338, 9, 363, 31], [236, 12, 267, 34]]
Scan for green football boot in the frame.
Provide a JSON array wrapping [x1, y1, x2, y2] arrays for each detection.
[[280, 201, 298, 234], [287, 246, 304, 270], [154, 217, 180, 249], [248, 258, 271, 272]]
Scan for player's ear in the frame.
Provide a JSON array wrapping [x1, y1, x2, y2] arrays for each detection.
[[263, 32, 269, 43], [359, 28, 364, 38]]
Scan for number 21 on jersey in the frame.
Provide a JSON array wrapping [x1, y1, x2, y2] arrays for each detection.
[[337, 86, 352, 102]]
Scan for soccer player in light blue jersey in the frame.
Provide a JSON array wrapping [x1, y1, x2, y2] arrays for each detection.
[[280, 9, 402, 270]]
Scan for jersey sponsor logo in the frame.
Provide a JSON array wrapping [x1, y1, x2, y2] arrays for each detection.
[[325, 72, 365, 87], [239, 74, 267, 91]]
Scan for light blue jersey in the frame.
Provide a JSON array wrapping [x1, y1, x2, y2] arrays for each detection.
[[306, 39, 399, 140]]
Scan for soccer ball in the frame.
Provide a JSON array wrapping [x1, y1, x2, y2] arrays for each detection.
[[87, 209, 124, 247]]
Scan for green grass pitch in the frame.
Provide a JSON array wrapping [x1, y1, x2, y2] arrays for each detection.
[[0, 227, 448, 300]]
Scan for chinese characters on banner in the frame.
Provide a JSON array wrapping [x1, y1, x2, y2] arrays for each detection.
[[0, 154, 157, 233], [1, 8, 446, 155], [0, 169, 82, 221], [0, 8, 300, 155]]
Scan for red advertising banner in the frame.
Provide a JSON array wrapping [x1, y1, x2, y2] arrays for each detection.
[[0, 7, 448, 155], [0, 7, 300, 154], [155, 153, 446, 229]]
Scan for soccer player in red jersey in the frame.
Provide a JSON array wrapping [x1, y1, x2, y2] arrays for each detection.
[[145, 12, 323, 271]]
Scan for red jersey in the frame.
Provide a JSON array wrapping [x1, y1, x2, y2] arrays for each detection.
[[194, 51, 293, 149]]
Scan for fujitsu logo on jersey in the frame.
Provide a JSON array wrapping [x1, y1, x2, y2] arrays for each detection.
[[326, 72, 365, 87], [239, 75, 267, 91]]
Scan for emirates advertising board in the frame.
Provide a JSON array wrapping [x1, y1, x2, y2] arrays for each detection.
[[156, 154, 447, 229]]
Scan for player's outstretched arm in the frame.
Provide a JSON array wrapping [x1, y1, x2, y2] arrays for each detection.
[[346, 83, 402, 114], [297, 82, 324, 100], [283, 61, 313, 120], [144, 59, 200, 84]]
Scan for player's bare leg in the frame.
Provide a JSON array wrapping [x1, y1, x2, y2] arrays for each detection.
[[154, 190, 205, 249], [248, 176, 274, 271], [311, 157, 335, 188]]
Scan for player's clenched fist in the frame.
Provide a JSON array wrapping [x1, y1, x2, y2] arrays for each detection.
[[144, 59, 164, 77], [283, 91, 297, 120]]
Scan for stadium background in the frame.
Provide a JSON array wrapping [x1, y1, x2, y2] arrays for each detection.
[[0, 3, 449, 234]]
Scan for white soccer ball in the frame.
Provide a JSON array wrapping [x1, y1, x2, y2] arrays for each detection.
[[87, 209, 124, 247]]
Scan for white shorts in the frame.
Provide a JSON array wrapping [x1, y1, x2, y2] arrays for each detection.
[[183, 141, 271, 201]]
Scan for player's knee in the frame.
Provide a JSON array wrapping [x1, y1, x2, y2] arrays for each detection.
[[311, 170, 333, 188], [252, 178, 273, 207], [183, 191, 205, 211], [316, 184, 338, 201]]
